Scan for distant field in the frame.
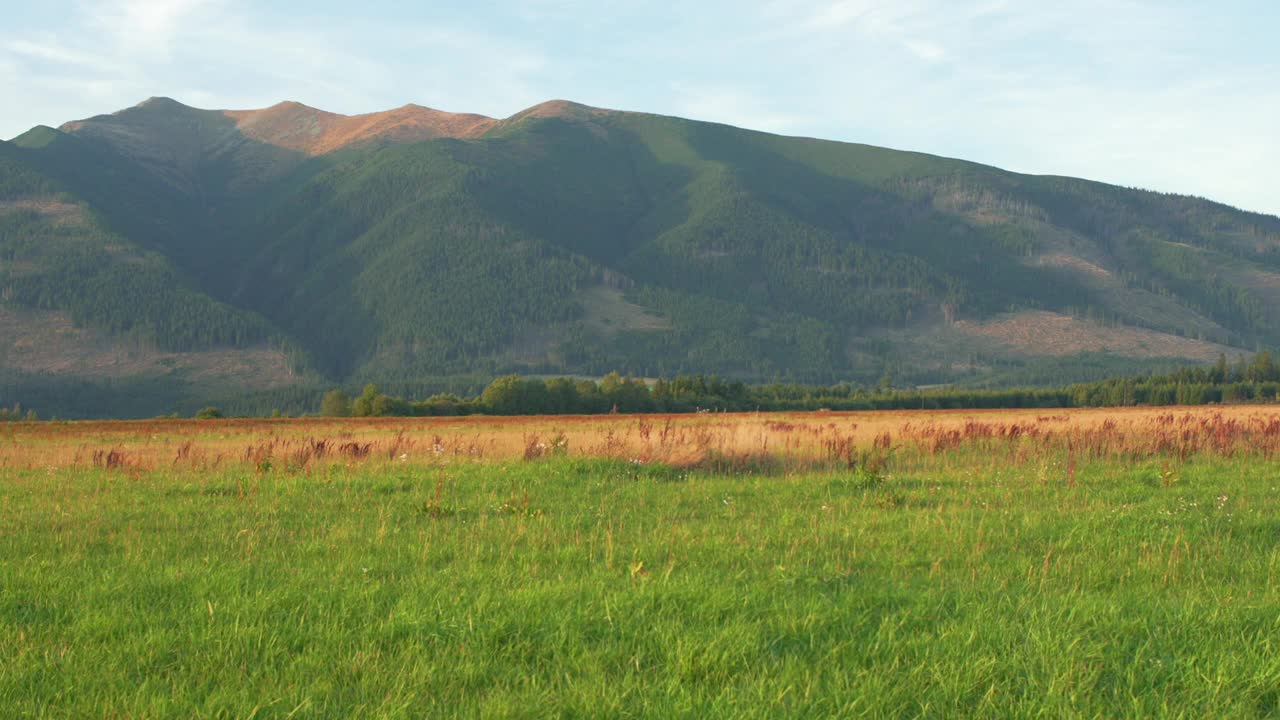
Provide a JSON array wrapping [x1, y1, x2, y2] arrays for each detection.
[[4, 408, 1280, 717]]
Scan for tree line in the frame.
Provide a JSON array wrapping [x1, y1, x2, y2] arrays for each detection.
[[315, 354, 1280, 418], [7, 353, 1278, 422]]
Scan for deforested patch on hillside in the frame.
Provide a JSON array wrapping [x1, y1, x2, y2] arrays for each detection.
[[1031, 252, 1114, 281], [0, 307, 297, 389], [488, 286, 674, 370], [578, 286, 671, 335], [954, 311, 1237, 362], [0, 198, 87, 226], [1022, 248, 1232, 344]]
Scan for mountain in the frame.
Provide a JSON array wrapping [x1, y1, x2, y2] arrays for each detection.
[[3, 96, 1279, 416]]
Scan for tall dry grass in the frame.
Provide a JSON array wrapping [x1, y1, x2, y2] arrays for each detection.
[[4, 406, 1280, 473]]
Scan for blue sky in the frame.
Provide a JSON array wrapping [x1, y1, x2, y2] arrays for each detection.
[[2, 0, 1276, 215]]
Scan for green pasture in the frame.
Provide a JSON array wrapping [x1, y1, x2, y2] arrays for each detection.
[[3, 451, 1279, 718]]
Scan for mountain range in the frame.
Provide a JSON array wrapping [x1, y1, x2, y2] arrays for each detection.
[[3, 96, 1279, 417]]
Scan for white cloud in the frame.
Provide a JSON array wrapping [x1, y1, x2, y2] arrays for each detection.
[[85, 0, 219, 57]]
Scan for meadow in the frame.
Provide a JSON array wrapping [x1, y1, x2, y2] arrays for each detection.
[[3, 407, 1280, 717]]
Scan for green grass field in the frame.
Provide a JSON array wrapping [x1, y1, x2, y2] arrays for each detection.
[[4, 414, 1280, 717]]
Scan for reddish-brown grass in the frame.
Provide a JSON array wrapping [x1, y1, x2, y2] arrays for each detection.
[[4, 406, 1279, 473]]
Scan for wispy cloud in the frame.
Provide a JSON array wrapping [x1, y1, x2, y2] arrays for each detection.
[[85, 0, 220, 57], [5, 38, 121, 70], [0, 0, 553, 125]]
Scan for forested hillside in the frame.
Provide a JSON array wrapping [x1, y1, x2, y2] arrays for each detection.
[[0, 133, 295, 416], [3, 96, 1279, 416]]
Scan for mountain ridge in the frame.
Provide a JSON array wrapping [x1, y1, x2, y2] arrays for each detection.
[[54, 96, 636, 157], [40, 95, 1280, 216], [3, 97, 1279, 417]]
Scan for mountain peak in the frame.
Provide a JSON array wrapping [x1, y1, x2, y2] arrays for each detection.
[[11, 125, 63, 149], [253, 100, 322, 115], [58, 97, 626, 155], [135, 96, 192, 111], [511, 99, 611, 122], [222, 102, 497, 155]]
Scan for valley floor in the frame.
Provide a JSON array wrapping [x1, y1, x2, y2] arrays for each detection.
[[2, 408, 1279, 717]]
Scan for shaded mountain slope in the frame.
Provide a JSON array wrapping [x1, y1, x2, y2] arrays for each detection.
[[3, 97, 1279, 409], [0, 135, 301, 416], [0, 138, 272, 350]]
